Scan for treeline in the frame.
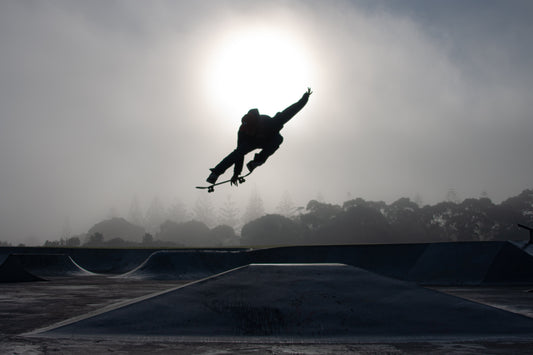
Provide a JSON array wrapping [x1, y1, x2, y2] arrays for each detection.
[[40, 189, 533, 247], [242, 190, 533, 245], [43, 219, 239, 248]]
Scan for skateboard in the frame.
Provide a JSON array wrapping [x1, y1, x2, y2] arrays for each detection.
[[196, 172, 252, 193]]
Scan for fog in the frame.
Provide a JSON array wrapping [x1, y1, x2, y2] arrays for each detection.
[[1, 0, 532, 244]]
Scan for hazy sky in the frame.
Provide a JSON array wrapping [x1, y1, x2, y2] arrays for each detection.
[[1, 0, 532, 244]]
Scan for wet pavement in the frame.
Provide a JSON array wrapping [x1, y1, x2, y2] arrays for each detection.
[[0, 276, 187, 336]]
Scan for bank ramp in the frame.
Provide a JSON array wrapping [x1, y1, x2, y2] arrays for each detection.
[[0, 254, 44, 283], [251, 241, 533, 285], [13, 254, 94, 277], [31, 264, 533, 342], [120, 250, 249, 280]]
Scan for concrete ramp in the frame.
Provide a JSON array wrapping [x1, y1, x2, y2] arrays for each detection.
[[69, 248, 158, 274], [250, 244, 427, 280], [0, 253, 8, 265], [33, 264, 533, 342], [251, 242, 533, 285], [0, 254, 45, 283], [120, 250, 249, 280], [406, 242, 533, 285], [14, 254, 94, 277], [406, 242, 502, 285], [484, 242, 533, 284]]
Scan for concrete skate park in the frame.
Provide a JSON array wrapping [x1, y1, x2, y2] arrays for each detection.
[[2, 241, 533, 353]]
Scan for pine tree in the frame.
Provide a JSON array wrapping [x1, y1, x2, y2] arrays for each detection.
[[145, 197, 167, 233], [128, 196, 144, 226], [446, 188, 460, 204], [194, 195, 216, 228], [168, 198, 188, 223], [414, 193, 424, 207], [61, 216, 72, 240], [276, 191, 296, 217], [242, 187, 265, 224], [219, 195, 239, 228], [107, 206, 119, 219]]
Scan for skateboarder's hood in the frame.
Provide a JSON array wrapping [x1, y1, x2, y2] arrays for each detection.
[[241, 109, 259, 125], [247, 108, 259, 117], [241, 108, 272, 130]]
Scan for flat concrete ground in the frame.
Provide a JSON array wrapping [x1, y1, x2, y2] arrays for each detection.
[[2, 276, 533, 354], [432, 286, 533, 319]]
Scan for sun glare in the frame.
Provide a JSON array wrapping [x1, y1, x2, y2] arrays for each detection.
[[204, 26, 314, 121]]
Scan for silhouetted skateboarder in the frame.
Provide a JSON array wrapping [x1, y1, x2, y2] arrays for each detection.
[[206, 88, 312, 186]]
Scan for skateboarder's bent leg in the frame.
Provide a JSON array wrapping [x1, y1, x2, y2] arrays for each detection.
[[211, 149, 240, 176], [207, 150, 241, 184], [209, 142, 256, 179], [248, 134, 283, 171]]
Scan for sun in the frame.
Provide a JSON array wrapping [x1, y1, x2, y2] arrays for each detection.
[[203, 26, 314, 121]]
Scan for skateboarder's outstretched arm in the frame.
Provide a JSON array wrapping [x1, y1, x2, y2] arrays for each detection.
[[274, 88, 312, 126]]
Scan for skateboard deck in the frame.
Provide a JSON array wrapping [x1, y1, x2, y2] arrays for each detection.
[[196, 172, 252, 193]]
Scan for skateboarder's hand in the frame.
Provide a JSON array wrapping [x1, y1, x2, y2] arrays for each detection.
[[230, 174, 239, 186], [305, 87, 313, 96]]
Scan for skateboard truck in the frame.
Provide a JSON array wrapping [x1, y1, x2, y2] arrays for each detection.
[[207, 176, 246, 193]]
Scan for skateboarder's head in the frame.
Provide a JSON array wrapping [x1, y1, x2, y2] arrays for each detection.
[[242, 109, 259, 124], [240, 109, 260, 135], [247, 108, 259, 117]]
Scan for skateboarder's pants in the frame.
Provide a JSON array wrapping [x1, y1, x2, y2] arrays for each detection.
[[212, 134, 283, 175]]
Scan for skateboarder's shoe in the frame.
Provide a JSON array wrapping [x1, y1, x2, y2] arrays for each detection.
[[206, 170, 219, 184], [247, 160, 258, 173]]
